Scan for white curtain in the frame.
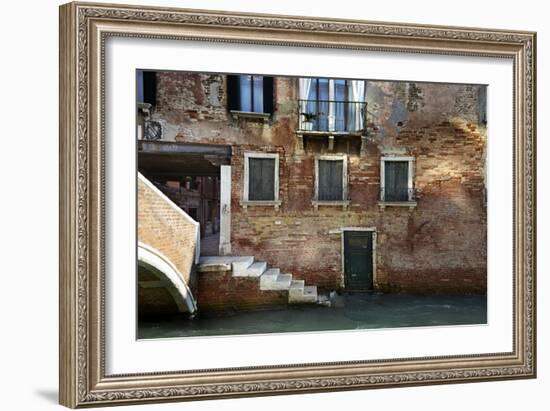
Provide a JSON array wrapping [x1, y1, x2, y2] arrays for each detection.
[[298, 78, 313, 130], [348, 80, 366, 131], [328, 80, 335, 131]]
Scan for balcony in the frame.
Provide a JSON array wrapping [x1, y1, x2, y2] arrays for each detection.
[[297, 100, 368, 135]]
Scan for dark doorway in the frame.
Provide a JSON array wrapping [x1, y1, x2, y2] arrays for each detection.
[[137, 141, 231, 256], [343, 231, 374, 290]]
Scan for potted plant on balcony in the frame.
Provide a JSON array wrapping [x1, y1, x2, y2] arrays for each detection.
[[301, 111, 316, 131]]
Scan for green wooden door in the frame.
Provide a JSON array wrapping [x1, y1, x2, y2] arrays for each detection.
[[344, 231, 373, 290]]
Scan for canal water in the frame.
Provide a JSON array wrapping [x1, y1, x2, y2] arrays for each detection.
[[138, 293, 487, 339]]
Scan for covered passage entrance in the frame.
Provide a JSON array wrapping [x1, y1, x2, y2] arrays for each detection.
[[138, 141, 232, 256]]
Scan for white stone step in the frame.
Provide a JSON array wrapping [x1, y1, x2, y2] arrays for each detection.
[[198, 256, 253, 272], [302, 285, 318, 303], [289, 282, 317, 304], [231, 256, 255, 275], [235, 261, 267, 278], [262, 273, 293, 291], [259, 268, 280, 289], [288, 280, 305, 297]]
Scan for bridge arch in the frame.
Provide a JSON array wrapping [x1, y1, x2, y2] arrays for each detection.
[[138, 242, 197, 314]]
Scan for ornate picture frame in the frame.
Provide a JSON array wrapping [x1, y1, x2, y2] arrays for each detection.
[[59, 1, 536, 408]]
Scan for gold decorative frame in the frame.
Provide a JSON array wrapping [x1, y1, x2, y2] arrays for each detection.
[[59, 1, 537, 408]]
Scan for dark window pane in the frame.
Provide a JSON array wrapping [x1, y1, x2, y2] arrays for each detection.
[[235, 75, 266, 113], [384, 161, 409, 201], [252, 76, 264, 112], [140, 71, 156, 106], [317, 79, 330, 131], [318, 78, 330, 100], [318, 160, 344, 201], [239, 75, 252, 112], [334, 79, 347, 101], [334, 80, 347, 131], [248, 158, 275, 201]]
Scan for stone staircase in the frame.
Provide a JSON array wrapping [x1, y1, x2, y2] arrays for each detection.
[[198, 256, 318, 304]]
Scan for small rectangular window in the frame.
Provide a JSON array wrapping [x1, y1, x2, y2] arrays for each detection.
[[248, 157, 276, 201], [137, 70, 157, 106], [318, 160, 344, 201], [227, 75, 273, 114], [239, 75, 263, 113], [384, 161, 409, 201]]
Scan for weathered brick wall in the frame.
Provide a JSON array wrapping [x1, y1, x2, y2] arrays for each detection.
[[149, 73, 487, 294], [227, 123, 486, 292], [137, 174, 199, 284], [197, 269, 287, 313], [153, 74, 300, 148]]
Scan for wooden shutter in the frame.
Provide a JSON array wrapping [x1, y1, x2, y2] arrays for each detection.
[[318, 160, 343, 201], [143, 71, 157, 106], [226, 75, 241, 111], [263, 77, 274, 114], [248, 158, 275, 201], [384, 161, 409, 201]]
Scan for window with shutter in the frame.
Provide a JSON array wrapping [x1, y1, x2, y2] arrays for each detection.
[[137, 70, 157, 106], [384, 161, 409, 201], [318, 160, 344, 201], [248, 158, 275, 201]]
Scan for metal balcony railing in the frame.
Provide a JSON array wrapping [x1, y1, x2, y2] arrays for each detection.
[[379, 187, 417, 202], [297, 99, 368, 133]]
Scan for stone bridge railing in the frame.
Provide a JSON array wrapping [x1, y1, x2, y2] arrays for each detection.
[[137, 173, 200, 313]]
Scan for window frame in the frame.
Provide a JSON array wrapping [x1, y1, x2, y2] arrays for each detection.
[[239, 75, 263, 113], [241, 152, 281, 209], [379, 156, 417, 208], [313, 154, 350, 209], [227, 75, 274, 120]]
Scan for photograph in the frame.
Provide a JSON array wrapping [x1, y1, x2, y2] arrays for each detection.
[[55, 1, 536, 407], [136, 70, 488, 339]]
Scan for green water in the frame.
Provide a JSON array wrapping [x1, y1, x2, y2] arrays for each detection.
[[138, 293, 487, 339]]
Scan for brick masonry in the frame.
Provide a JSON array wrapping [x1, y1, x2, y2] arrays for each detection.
[[137, 176, 199, 315], [146, 73, 487, 295], [197, 269, 287, 313]]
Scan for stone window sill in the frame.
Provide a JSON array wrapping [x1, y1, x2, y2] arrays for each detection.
[[230, 110, 271, 121], [240, 200, 282, 210], [312, 200, 350, 210], [378, 200, 417, 210]]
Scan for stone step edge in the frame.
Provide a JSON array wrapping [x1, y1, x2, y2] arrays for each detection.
[[289, 284, 318, 304], [233, 261, 267, 278], [261, 273, 293, 291], [289, 279, 305, 294], [197, 256, 255, 273]]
